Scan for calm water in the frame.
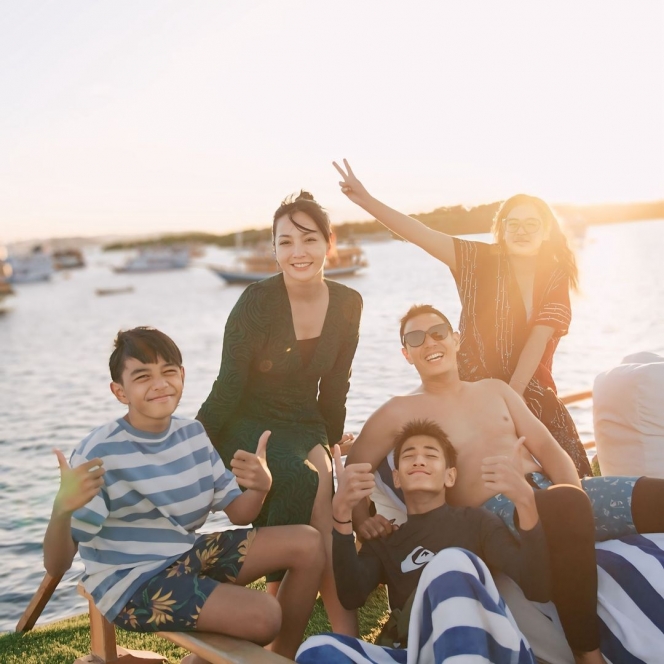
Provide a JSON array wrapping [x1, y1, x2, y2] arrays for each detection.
[[1, 219, 663, 633]]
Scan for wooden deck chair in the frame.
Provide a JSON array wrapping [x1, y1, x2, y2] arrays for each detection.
[[17, 572, 294, 663]]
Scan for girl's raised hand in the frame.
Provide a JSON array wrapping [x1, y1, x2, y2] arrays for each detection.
[[332, 159, 371, 206]]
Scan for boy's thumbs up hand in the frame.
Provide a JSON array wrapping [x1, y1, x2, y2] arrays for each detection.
[[481, 436, 531, 504], [255, 430, 270, 459], [53, 449, 105, 517], [231, 431, 272, 493], [332, 444, 375, 525], [333, 443, 345, 480], [510, 436, 527, 472]]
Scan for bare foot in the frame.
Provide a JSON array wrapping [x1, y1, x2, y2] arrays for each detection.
[[574, 648, 607, 664]]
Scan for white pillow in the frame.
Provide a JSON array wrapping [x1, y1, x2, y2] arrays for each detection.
[[593, 352, 664, 478]]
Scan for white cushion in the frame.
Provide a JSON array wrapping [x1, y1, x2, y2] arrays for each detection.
[[593, 352, 664, 478]]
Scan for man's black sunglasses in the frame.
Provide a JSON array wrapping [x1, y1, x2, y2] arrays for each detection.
[[402, 323, 451, 347]]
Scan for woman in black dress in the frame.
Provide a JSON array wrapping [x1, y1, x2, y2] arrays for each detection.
[[198, 192, 362, 635]]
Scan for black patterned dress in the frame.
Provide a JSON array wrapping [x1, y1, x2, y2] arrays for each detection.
[[451, 238, 592, 477], [197, 274, 363, 529]]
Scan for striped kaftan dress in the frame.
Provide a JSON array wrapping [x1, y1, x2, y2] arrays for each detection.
[[451, 238, 591, 477]]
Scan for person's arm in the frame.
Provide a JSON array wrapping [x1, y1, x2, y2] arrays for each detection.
[[479, 444, 550, 601], [333, 160, 456, 270], [510, 265, 573, 395], [223, 431, 272, 525], [196, 286, 266, 448], [332, 531, 384, 610], [500, 382, 581, 486], [482, 437, 539, 531], [44, 450, 106, 576], [346, 399, 404, 538], [480, 510, 551, 603], [509, 325, 555, 396], [331, 445, 383, 608], [318, 290, 362, 445]]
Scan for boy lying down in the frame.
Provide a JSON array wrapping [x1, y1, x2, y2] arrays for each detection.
[[296, 418, 549, 664]]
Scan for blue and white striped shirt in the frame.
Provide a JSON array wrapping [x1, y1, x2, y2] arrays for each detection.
[[70, 416, 241, 621]]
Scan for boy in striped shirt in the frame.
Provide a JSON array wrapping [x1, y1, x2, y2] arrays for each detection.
[[42, 327, 324, 662]]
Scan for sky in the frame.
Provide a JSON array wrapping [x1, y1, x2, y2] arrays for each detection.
[[1, 1, 662, 242]]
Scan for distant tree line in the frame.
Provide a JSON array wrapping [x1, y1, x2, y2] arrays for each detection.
[[103, 200, 664, 250]]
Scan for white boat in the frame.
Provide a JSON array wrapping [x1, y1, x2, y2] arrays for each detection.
[[114, 246, 190, 273], [209, 244, 368, 285], [53, 248, 86, 270], [7, 246, 54, 283]]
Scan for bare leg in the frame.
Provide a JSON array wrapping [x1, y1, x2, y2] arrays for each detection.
[[195, 582, 281, 645], [307, 444, 359, 636], [236, 525, 325, 659]]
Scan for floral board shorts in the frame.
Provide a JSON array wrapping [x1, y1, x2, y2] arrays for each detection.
[[482, 473, 640, 541], [113, 528, 256, 632]]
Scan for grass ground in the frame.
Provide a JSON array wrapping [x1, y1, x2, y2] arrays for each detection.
[[0, 582, 389, 664]]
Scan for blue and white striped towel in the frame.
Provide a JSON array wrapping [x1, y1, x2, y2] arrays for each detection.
[[596, 534, 664, 664], [298, 534, 664, 664], [295, 547, 536, 664]]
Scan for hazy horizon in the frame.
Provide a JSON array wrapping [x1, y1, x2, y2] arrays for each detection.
[[1, 1, 662, 243], [6, 198, 664, 249]]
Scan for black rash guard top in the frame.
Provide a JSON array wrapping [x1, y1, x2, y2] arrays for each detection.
[[333, 503, 550, 611]]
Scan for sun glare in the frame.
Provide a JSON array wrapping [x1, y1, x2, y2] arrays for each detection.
[[0, 1, 662, 241]]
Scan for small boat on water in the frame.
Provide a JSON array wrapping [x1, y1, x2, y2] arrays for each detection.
[[53, 248, 86, 270], [114, 246, 190, 273], [95, 286, 135, 296], [7, 246, 54, 283], [209, 244, 368, 285]]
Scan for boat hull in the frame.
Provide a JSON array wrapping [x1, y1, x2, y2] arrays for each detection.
[[115, 247, 190, 272], [7, 253, 54, 283]]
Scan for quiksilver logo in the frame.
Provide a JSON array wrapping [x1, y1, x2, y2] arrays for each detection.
[[401, 546, 435, 573]]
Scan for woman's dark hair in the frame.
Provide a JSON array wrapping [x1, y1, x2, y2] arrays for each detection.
[[393, 419, 457, 470], [272, 190, 332, 243], [109, 327, 182, 384], [491, 194, 579, 291]]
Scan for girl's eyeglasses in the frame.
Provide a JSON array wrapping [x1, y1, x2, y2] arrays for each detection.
[[504, 218, 542, 234]]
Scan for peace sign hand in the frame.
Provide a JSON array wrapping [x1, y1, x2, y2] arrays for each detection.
[[231, 430, 272, 493], [53, 449, 105, 517], [332, 159, 372, 206]]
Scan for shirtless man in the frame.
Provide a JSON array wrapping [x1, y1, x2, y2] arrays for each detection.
[[348, 304, 581, 531], [347, 303, 606, 663]]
